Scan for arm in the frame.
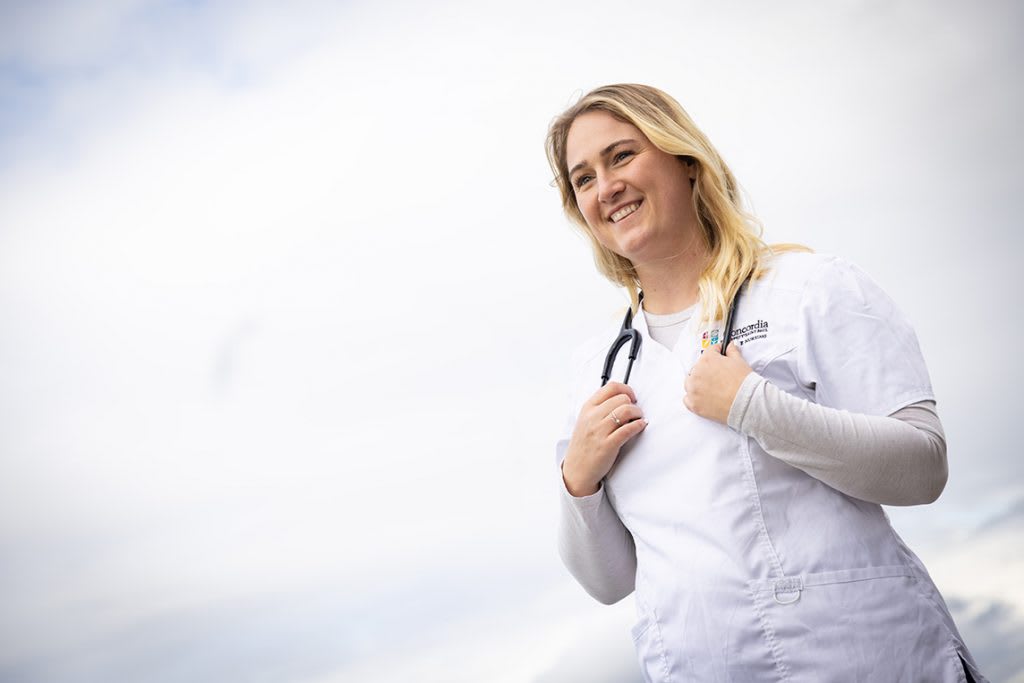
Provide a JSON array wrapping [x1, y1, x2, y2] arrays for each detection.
[[556, 467, 637, 604], [555, 380, 645, 604], [727, 373, 947, 505], [684, 258, 946, 506]]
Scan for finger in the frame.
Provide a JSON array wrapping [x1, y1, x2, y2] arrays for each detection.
[[683, 376, 704, 404], [598, 392, 635, 416], [588, 381, 637, 406], [601, 401, 642, 434], [726, 342, 743, 359], [606, 402, 643, 428], [606, 381, 637, 404], [607, 414, 647, 448], [581, 395, 629, 436], [695, 347, 721, 367]]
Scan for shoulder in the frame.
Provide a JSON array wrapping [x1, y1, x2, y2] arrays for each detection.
[[753, 251, 838, 290], [753, 251, 881, 302], [738, 252, 901, 356]]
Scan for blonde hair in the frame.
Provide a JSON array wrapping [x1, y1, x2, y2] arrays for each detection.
[[545, 83, 807, 321]]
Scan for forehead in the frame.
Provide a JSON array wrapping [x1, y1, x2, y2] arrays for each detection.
[[565, 110, 645, 169]]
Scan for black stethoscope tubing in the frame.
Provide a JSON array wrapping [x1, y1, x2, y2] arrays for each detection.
[[600, 282, 746, 387]]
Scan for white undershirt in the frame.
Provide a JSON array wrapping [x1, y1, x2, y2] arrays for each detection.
[[641, 304, 696, 350]]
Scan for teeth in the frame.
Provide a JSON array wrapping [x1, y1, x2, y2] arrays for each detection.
[[610, 203, 640, 222]]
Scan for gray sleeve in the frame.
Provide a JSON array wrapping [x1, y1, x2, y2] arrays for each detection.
[[556, 465, 636, 604], [727, 373, 948, 506]]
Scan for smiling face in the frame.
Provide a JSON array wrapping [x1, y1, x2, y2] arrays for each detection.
[[565, 110, 700, 267]]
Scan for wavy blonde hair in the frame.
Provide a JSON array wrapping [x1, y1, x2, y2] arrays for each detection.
[[546, 83, 806, 321]]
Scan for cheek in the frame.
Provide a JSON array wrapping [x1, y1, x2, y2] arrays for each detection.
[[664, 176, 696, 219], [577, 197, 602, 230], [579, 206, 611, 246]]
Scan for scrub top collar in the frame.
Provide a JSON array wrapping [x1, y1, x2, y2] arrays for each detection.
[[634, 300, 718, 371]]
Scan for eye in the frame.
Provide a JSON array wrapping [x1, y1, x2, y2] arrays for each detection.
[[573, 174, 593, 189], [613, 150, 634, 163]]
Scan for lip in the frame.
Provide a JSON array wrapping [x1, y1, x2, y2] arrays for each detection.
[[606, 199, 643, 223]]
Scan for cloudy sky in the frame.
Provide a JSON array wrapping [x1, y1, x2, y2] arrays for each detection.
[[1, 1, 1021, 681]]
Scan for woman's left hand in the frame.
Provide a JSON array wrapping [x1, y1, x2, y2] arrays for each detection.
[[684, 343, 753, 424]]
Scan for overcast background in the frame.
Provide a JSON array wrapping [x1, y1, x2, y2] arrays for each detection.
[[1, 1, 1022, 681]]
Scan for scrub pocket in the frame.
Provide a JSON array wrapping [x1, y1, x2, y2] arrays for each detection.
[[749, 566, 969, 682], [631, 609, 674, 683]]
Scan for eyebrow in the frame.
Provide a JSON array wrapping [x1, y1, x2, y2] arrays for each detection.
[[568, 139, 638, 178]]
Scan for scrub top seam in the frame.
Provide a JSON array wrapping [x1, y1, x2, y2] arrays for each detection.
[[792, 257, 836, 394], [879, 388, 936, 419], [747, 580, 792, 682], [738, 435, 786, 578]]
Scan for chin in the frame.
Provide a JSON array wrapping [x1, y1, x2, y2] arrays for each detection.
[[614, 235, 651, 261]]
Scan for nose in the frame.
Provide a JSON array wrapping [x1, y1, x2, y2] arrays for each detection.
[[597, 172, 625, 205]]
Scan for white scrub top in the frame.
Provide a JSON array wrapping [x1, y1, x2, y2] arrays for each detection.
[[557, 253, 984, 682]]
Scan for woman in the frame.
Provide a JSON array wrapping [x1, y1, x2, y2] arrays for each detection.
[[547, 84, 984, 682]]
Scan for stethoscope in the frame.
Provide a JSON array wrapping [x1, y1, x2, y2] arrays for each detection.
[[600, 283, 746, 387]]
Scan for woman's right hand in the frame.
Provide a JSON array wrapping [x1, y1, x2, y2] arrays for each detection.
[[561, 382, 647, 497]]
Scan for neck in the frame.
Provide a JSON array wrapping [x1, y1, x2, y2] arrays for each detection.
[[635, 244, 708, 314]]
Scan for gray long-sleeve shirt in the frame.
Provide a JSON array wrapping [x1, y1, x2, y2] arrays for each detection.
[[557, 371, 947, 605]]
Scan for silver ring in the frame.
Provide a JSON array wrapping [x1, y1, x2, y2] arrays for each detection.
[[609, 409, 622, 426]]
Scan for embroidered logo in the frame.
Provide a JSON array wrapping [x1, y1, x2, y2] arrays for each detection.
[[730, 319, 769, 346]]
